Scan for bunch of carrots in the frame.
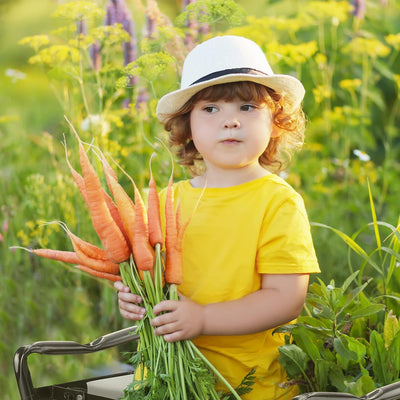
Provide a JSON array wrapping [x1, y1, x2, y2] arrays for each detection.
[[15, 121, 243, 400]]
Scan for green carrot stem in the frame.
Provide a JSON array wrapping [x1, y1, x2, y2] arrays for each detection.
[[187, 340, 242, 400], [177, 341, 188, 400], [154, 243, 164, 302]]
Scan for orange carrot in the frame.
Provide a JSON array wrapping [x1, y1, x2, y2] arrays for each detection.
[[76, 137, 130, 263], [132, 182, 155, 272], [66, 155, 89, 204], [105, 172, 136, 249], [31, 248, 81, 264], [102, 189, 131, 248], [65, 231, 120, 274], [164, 176, 183, 285], [64, 132, 129, 255], [100, 152, 118, 197], [74, 246, 120, 274], [75, 265, 122, 282], [148, 171, 163, 247]]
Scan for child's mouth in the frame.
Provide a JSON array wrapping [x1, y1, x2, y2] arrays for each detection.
[[220, 138, 241, 144]]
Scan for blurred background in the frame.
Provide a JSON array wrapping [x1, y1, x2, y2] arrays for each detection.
[[1, 0, 400, 398]]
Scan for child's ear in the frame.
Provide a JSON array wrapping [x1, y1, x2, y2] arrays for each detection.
[[270, 125, 281, 138]]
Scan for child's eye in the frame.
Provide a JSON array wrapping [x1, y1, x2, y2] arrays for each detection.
[[203, 105, 218, 113], [240, 104, 256, 112]]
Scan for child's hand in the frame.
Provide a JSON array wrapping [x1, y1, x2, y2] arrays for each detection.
[[114, 281, 146, 321], [151, 294, 204, 342]]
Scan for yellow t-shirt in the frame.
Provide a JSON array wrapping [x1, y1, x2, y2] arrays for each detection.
[[160, 174, 320, 400]]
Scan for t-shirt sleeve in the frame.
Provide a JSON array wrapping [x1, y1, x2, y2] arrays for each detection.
[[256, 192, 320, 274]]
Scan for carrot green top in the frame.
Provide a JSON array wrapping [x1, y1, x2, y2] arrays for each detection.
[[161, 173, 320, 400]]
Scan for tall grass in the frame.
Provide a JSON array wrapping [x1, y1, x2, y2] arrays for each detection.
[[1, 0, 399, 398]]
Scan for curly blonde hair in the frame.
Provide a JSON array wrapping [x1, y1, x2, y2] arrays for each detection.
[[162, 81, 305, 175]]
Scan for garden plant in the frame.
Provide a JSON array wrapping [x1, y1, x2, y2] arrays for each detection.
[[1, 0, 399, 398]]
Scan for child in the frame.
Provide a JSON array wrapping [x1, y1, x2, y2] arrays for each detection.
[[114, 35, 320, 399]]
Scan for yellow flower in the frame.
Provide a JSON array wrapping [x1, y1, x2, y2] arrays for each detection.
[[342, 37, 391, 59], [267, 41, 318, 66], [28, 45, 80, 67], [125, 52, 176, 83], [52, 1, 105, 21], [306, 1, 352, 23], [312, 85, 331, 103], [19, 35, 50, 52], [385, 33, 400, 49], [339, 79, 362, 91], [314, 53, 328, 68]]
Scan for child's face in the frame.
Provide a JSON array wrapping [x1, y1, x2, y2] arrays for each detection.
[[190, 98, 274, 173]]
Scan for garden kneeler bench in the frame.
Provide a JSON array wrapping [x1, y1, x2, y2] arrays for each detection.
[[14, 326, 139, 400], [292, 382, 400, 400], [14, 328, 400, 400]]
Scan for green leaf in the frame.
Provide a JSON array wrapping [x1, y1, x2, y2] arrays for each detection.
[[349, 375, 376, 397], [311, 223, 383, 275], [334, 337, 358, 369], [292, 326, 321, 363], [388, 330, 400, 378], [312, 222, 369, 258], [384, 310, 399, 347], [369, 330, 393, 385], [350, 304, 386, 320], [328, 363, 347, 392], [342, 270, 360, 292], [314, 359, 330, 391], [367, 180, 382, 255], [346, 336, 367, 361], [278, 344, 309, 378]]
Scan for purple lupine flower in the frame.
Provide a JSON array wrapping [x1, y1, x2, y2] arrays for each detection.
[[105, 1, 117, 25], [351, 0, 366, 19], [146, 14, 156, 38], [105, 0, 138, 106], [76, 16, 101, 70], [123, 16, 137, 64], [89, 41, 102, 70], [105, 0, 137, 67], [76, 18, 87, 36], [114, 0, 130, 24], [183, 0, 198, 48], [105, 0, 130, 25]]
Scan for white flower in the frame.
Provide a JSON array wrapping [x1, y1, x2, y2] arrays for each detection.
[[279, 171, 289, 180], [5, 69, 26, 82], [353, 149, 371, 162], [81, 114, 110, 136]]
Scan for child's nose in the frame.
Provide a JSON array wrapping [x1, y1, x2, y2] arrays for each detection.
[[223, 119, 240, 129]]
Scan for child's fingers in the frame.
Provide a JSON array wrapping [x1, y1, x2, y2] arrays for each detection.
[[118, 304, 146, 321], [118, 296, 146, 320], [152, 300, 179, 316], [118, 292, 142, 304], [114, 280, 130, 292]]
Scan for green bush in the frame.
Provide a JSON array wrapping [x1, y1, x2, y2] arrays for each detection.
[[2, 0, 399, 398], [278, 189, 400, 394]]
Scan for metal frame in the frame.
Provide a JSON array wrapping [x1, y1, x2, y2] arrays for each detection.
[[14, 326, 400, 400], [14, 326, 139, 400]]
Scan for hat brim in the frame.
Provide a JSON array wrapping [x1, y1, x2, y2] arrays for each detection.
[[156, 73, 305, 122]]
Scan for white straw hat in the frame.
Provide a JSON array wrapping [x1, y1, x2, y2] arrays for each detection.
[[156, 35, 305, 122]]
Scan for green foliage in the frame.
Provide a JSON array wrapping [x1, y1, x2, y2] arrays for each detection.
[[2, 0, 400, 398], [176, 0, 246, 32], [278, 191, 400, 395]]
